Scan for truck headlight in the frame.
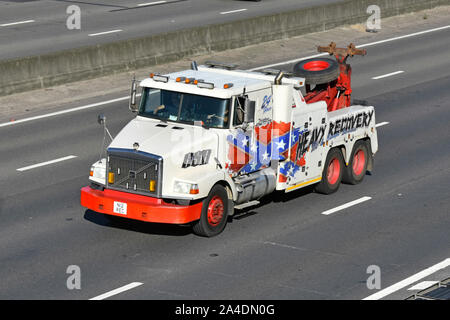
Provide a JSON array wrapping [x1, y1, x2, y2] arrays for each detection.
[[173, 181, 199, 194], [89, 159, 106, 185]]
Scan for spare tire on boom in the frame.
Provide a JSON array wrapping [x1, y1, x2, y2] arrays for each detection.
[[293, 57, 339, 85]]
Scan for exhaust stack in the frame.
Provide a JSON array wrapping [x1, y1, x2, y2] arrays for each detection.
[[274, 71, 284, 85]]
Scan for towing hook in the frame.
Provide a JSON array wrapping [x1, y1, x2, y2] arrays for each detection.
[[317, 42, 367, 59]]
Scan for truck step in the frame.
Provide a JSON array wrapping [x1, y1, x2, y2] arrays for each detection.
[[234, 200, 260, 210]]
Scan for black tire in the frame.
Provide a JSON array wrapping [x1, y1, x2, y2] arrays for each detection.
[[293, 58, 339, 85], [315, 148, 344, 194], [192, 184, 229, 237], [342, 140, 369, 185]]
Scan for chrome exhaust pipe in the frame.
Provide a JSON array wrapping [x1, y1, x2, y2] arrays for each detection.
[[274, 70, 284, 85]]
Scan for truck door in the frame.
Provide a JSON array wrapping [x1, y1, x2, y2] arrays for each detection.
[[226, 89, 271, 176]]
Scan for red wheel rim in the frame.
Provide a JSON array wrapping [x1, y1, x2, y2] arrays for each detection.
[[303, 60, 330, 71], [207, 196, 224, 227], [327, 158, 340, 185], [352, 149, 366, 176]]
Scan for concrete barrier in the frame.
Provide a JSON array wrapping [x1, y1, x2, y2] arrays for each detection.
[[0, 0, 448, 96]]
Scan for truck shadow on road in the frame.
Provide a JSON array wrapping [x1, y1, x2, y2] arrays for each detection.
[[232, 185, 316, 221], [83, 185, 317, 235], [83, 209, 192, 236]]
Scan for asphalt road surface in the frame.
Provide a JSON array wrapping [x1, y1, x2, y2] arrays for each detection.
[[0, 25, 449, 300], [0, 0, 341, 60]]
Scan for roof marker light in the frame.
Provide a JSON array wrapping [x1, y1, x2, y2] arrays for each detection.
[[176, 77, 186, 82], [197, 82, 214, 89], [153, 75, 169, 83], [223, 83, 233, 89]]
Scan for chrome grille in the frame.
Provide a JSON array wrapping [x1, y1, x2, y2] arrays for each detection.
[[107, 148, 162, 197]]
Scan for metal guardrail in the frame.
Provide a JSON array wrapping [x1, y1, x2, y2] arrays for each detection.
[[406, 277, 450, 300]]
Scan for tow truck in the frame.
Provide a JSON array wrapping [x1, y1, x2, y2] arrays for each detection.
[[81, 42, 378, 237]]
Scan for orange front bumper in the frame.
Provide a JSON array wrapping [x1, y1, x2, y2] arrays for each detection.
[[80, 186, 202, 224]]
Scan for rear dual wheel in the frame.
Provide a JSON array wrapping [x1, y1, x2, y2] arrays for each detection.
[[315, 141, 370, 195], [342, 140, 369, 185]]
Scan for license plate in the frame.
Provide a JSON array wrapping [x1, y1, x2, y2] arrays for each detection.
[[113, 201, 127, 215]]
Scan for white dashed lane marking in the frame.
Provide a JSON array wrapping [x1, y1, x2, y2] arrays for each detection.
[[0, 20, 35, 27], [321, 196, 372, 216], [89, 282, 143, 300], [16, 155, 78, 172], [88, 29, 123, 37], [220, 9, 247, 15], [372, 71, 404, 80]]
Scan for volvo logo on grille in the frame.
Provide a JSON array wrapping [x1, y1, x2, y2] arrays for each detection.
[[129, 170, 137, 179]]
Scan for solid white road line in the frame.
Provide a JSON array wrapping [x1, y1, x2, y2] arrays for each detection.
[[16, 155, 77, 172], [248, 25, 450, 71], [0, 96, 129, 128], [89, 282, 143, 300], [357, 25, 450, 48], [372, 71, 404, 80], [138, 1, 167, 6], [220, 9, 247, 15], [0, 20, 35, 27], [363, 258, 450, 300], [407, 281, 439, 291], [321, 196, 372, 215], [88, 29, 123, 37], [375, 121, 389, 128]]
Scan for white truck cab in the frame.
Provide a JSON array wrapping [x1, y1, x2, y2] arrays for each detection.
[[81, 55, 378, 237]]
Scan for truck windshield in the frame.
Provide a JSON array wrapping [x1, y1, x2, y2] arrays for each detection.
[[139, 87, 230, 129]]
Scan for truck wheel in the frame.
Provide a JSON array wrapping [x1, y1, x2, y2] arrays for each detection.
[[342, 140, 369, 185], [192, 185, 229, 237], [315, 148, 344, 194], [293, 58, 339, 85]]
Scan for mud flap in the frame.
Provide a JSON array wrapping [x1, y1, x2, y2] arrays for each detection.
[[227, 199, 235, 217], [366, 139, 374, 175]]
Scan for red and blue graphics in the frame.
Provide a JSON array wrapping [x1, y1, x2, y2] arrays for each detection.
[[227, 121, 307, 182]]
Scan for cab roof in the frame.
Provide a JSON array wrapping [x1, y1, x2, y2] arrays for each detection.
[[139, 65, 305, 99]]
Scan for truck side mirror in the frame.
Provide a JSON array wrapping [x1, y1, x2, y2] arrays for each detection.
[[97, 113, 106, 125], [244, 99, 255, 123], [97, 113, 114, 141], [129, 77, 138, 113]]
